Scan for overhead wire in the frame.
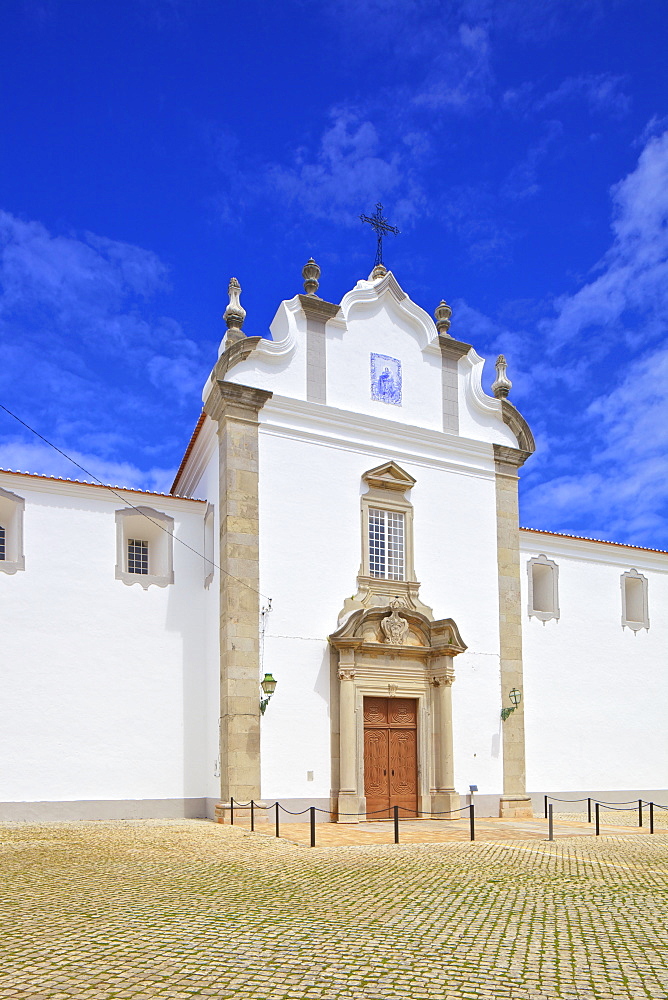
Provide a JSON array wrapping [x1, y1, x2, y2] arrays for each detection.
[[0, 401, 273, 603]]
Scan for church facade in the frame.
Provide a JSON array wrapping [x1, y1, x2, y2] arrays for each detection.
[[1, 261, 667, 822]]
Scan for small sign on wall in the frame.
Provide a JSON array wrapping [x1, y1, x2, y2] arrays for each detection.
[[370, 353, 402, 406]]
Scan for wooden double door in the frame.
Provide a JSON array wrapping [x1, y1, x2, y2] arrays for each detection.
[[363, 696, 418, 820]]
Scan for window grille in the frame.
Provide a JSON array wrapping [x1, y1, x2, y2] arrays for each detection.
[[128, 538, 149, 575], [369, 508, 404, 581], [0, 525, 5, 561]]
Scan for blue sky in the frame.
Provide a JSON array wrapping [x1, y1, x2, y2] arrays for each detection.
[[1, 0, 668, 546]]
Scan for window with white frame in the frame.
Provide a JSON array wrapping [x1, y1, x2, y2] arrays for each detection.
[[0, 486, 26, 574], [621, 569, 649, 631], [128, 538, 149, 575], [115, 506, 174, 589], [527, 554, 559, 622], [368, 507, 405, 580]]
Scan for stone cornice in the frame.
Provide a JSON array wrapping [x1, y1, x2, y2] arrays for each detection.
[[500, 399, 535, 455], [204, 380, 273, 423], [212, 336, 263, 381], [261, 396, 498, 480], [493, 443, 532, 475], [439, 336, 472, 361], [297, 295, 340, 322]]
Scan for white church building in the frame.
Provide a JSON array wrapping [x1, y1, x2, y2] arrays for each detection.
[[1, 258, 667, 822]]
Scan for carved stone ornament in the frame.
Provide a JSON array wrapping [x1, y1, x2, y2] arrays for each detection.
[[338, 667, 356, 681], [491, 354, 512, 399], [434, 299, 452, 335], [431, 665, 455, 686], [223, 277, 246, 340], [302, 257, 320, 295], [381, 597, 410, 645]]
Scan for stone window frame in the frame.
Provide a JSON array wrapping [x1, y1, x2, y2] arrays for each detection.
[[0, 486, 26, 574], [359, 462, 417, 585], [115, 506, 174, 590], [203, 502, 215, 589], [620, 568, 649, 632], [527, 553, 560, 622]]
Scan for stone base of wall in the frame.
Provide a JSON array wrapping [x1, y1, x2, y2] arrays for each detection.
[[499, 795, 534, 818], [0, 798, 208, 822], [431, 790, 461, 819]]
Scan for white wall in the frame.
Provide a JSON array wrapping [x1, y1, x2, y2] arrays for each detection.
[[521, 531, 668, 793], [256, 399, 504, 801], [0, 473, 208, 808]]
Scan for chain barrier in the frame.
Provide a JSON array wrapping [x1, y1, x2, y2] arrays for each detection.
[[224, 797, 477, 846], [226, 794, 667, 847]]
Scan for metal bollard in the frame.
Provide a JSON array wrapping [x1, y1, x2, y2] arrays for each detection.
[[639, 799, 643, 828], [230, 797, 234, 826], [250, 799, 255, 832], [548, 803, 554, 842], [544, 795, 548, 819], [469, 803, 475, 842], [587, 797, 592, 824], [310, 806, 316, 847], [393, 804, 399, 844], [275, 801, 280, 838], [650, 801, 654, 834], [595, 802, 600, 836]]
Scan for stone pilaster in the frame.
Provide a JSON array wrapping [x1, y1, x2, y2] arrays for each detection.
[[298, 295, 339, 405], [204, 380, 272, 812], [430, 663, 460, 818], [493, 444, 533, 819], [336, 645, 361, 823], [439, 337, 470, 435]]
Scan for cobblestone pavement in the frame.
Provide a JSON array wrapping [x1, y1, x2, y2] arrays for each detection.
[[2, 821, 668, 1000]]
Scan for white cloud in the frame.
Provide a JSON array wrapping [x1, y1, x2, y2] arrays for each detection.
[[265, 110, 426, 225], [537, 73, 631, 117], [543, 129, 668, 348], [0, 437, 175, 494], [0, 210, 206, 488]]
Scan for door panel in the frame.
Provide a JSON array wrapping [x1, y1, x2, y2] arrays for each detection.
[[389, 728, 418, 817], [364, 727, 389, 818], [363, 697, 418, 820]]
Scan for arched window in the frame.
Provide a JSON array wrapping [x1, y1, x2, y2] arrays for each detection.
[[621, 569, 649, 631], [527, 554, 559, 622], [0, 486, 25, 574]]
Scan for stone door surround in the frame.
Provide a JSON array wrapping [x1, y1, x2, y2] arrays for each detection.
[[329, 603, 466, 823]]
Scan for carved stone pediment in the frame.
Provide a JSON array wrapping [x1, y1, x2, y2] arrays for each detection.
[[329, 605, 466, 658], [362, 461, 416, 493]]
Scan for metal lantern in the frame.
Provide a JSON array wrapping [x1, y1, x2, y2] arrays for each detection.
[[509, 688, 522, 707], [260, 673, 277, 715], [261, 673, 277, 696]]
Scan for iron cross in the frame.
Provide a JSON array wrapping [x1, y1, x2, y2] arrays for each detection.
[[360, 202, 400, 268]]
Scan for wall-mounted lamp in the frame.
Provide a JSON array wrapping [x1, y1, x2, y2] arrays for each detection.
[[260, 672, 277, 715], [501, 687, 522, 721]]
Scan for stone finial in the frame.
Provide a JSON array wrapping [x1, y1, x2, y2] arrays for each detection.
[[492, 354, 512, 399], [435, 299, 452, 335], [369, 263, 388, 280], [302, 258, 321, 296], [223, 277, 246, 339]]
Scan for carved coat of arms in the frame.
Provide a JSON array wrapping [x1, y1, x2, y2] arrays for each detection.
[[381, 598, 409, 645]]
